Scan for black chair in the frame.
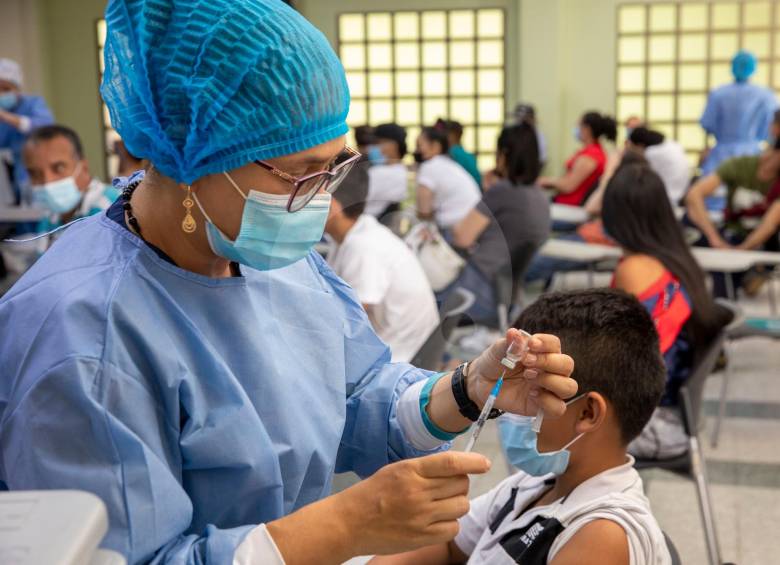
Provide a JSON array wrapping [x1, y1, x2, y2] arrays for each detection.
[[711, 299, 780, 447], [634, 304, 736, 565], [495, 241, 542, 332], [410, 288, 475, 371]]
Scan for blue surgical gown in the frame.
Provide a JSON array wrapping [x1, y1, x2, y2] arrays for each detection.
[[0, 210, 441, 563], [0, 94, 54, 194], [700, 82, 778, 175]]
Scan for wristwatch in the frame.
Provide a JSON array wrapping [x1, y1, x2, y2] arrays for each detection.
[[451, 362, 503, 422]]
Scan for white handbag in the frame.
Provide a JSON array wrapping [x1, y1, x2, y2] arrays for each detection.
[[405, 222, 465, 292]]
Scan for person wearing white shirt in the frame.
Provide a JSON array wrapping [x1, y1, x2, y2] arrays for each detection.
[[414, 127, 481, 229], [364, 122, 410, 218], [627, 127, 691, 205], [326, 162, 439, 362]]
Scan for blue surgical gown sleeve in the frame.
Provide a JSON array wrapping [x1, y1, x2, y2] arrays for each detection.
[[21, 95, 55, 130], [311, 251, 448, 478], [757, 91, 778, 141], [700, 91, 719, 135], [2, 356, 254, 564]]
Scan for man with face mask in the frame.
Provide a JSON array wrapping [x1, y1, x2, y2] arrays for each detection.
[[23, 125, 118, 224], [700, 50, 779, 175], [0, 58, 54, 197]]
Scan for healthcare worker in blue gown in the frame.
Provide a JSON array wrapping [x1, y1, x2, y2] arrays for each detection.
[[700, 50, 778, 175], [0, 1, 577, 564]]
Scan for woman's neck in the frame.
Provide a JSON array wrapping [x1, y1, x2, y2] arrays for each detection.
[[130, 174, 233, 278]]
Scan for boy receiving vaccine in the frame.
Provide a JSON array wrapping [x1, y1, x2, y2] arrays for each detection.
[[373, 289, 672, 565]]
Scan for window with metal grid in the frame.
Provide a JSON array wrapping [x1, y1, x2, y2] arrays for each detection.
[[339, 8, 506, 171], [617, 1, 780, 167]]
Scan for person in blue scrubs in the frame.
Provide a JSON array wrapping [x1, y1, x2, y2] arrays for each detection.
[[0, 58, 54, 197], [0, 2, 576, 564], [700, 50, 778, 175]]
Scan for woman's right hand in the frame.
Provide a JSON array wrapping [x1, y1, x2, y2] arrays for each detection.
[[334, 452, 490, 557]]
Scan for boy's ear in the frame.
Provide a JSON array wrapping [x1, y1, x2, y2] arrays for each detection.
[[574, 392, 608, 434]]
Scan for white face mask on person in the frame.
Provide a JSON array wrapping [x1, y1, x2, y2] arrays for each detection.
[[31, 164, 83, 214]]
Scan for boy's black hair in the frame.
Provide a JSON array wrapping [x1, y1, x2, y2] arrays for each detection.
[[513, 288, 666, 444], [332, 159, 369, 219], [26, 124, 84, 159]]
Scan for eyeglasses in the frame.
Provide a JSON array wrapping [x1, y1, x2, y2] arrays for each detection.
[[254, 146, 362, 212]]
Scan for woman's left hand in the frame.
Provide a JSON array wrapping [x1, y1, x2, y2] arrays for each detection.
[[467, 329, 577, 418]]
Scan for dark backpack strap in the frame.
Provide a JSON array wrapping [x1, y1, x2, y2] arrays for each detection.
[[489, 487, 519, 534]]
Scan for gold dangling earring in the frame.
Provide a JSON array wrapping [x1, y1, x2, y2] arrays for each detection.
[[181, 185, 197, 233]]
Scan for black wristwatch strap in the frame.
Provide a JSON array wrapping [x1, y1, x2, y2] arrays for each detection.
[[451, 363, 503, 422]]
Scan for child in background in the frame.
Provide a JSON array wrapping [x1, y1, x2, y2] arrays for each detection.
[[372, 289, 671, 565]]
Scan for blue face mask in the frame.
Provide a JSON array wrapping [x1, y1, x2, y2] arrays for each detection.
[[573, 126, 583, 143], [498, 394, 587, 477], [194, 172, 331, 271], [367, 145, 386, 165], [0, 92, 18, 111], [31, 167, 83, 214]]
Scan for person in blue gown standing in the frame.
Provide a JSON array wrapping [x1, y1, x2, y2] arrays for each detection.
[[0, 58, 54, 198], [700, 50, 778, 175], [0, 1, 576, 564]]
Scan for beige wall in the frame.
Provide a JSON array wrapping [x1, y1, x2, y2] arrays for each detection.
[[38, 0, 109, 180], [0, 0, 48, 98]]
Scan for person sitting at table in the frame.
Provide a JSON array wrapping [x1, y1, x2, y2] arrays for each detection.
[[603, 162, 728, 459], [685, 151, 780, 296], [524, 151, 645, 289], [0, 58, 54, 199], [438, 123, 549, 326], [23, 125, 119, 225], [626, 127, 690, 205], [538, 111, 617, 207], [325, 162, 439, 363], [435, 118, 481, 188], [363, 123, 409, 221], [731, 173, 780, 251], [414, 126, 481, 230]]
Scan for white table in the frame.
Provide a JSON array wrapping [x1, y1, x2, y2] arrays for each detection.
[[538, 239, 619, 263], [0, 206, 47, 223], [550, 204, 590, 226], [692, 247, 780, 303], [538, 239, 619, 286], [539, 238, 780, 300]]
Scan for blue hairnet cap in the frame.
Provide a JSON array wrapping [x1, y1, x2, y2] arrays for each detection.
[[732, 50, 757, 83], [101, 0, 350, 184]]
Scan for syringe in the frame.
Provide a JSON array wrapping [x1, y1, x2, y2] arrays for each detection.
[[464, 330, 532, 453]]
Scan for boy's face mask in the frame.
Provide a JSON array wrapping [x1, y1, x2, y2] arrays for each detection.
[[498, 394, 587, 477]]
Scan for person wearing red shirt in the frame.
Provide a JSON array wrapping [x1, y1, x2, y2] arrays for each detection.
[[540, 111, 617, 206]]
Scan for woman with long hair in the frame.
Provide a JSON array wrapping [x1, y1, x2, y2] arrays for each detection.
[[441, 123, 550, 326], [602, 162, 727, 459]]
